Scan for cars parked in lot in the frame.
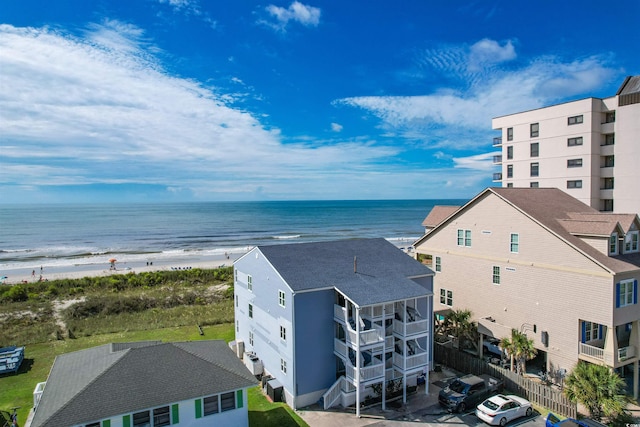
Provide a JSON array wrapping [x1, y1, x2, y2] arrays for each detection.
[[476, 394, 533, 426], [439, 374, 504, 413]]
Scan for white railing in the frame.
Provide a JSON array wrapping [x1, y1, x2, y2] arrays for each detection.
[[393, 318, 429, 337], [346, 324, 385, 346], [334, 339, 347, 358], [334, 304, 347, 322], [323, 376, 345, 410], [393, 352, 428, 371], [344, 360, 385, 383], [33, 381, 46, 410], [619, 345, 635, 361], [579, 342, 605, 360], [385, 335, 394, 349]]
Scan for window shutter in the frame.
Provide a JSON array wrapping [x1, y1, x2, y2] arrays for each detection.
[[172, 404, 179, 424], [616, 282, 621, 308], [634, 280, 638, 305], [598, 324, 603, 339], [195, 398, 202, 419], [102, 420, 111, 427], [581, 322, 586, 343], [122, 415, 131, 427], [237, 389, 243, 409]]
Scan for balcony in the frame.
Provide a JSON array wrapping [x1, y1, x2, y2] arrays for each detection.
[[600, 166, 614, 178], [493, 137, 502, 147], [360, 303, 395, 321], [493, 155, 503, 165], [393, 318, 429, 337], [393, 351, 428, 372], [579, 342, 636, 366], [344, 358, 385, 384], [493, 173, 502, 182], [334, 304, 385, 346]]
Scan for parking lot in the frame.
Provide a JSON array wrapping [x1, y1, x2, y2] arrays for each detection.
[[298, 368, 551, 427]]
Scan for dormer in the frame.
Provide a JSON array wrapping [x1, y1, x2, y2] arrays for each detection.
[[623, 222, 640, 254], [560, 213, 624, 256]]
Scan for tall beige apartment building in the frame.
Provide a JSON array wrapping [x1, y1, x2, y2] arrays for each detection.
[[492, 76, 640, 215]]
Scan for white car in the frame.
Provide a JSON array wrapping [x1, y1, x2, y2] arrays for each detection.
[[476, 394, 533, 426]]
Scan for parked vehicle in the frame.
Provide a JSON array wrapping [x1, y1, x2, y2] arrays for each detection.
[[476, 394, 532, 426], [483, 338, 503, 358], [545, 413, 607, 427], [439, 374, 504, 412]]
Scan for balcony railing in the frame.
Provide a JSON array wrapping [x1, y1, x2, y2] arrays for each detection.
[[493, 173, 502, 181], [493, 137, 502, 146], [393, 351, 428, 372], [345, 360, 385, 383], [360, 303, 395, 320], [393, 318, 428, 337], [334, 304, 385, 346], [493, 155, 503, 164], [579, 343, 636, 365], [33, 382, 46, 410]]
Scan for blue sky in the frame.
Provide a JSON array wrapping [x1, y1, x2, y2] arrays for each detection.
[[1, 1, 638, 203]]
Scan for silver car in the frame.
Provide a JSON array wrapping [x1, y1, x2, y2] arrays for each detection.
[[476, 394, 533, 426]]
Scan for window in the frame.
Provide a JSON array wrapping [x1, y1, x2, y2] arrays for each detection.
[[133, 411, 151, 427], [281, 358, 287, 374], [567, 159, 583, 168], [153, 407, 171, 427], [280, 325, 286, 341], [507, 127, 513, 141], [249, 331, 254, 346], [507, 165, 513, 178], [604, 111, 616, 123], [507, 183, 513, 188], [603, 155, 615, 167], [440, 288, 453, 306], [568, 115, 583, 125], [609, 233, 618, 255], [278, 290, 285, 307], [567, 180, 582, 189], [618, 279, 637, 307], [236, 320, 239, 332], [204, 394, 219, 416], [602, 199, 614, 212], [584, 321, 600, 342], [248, 303, 253, 318], [530, 123, 539, 137], [604, 134, 615, 145], [510, 233, 519, 253], [625, 231, 639, 253], [530, 142, 539, 157], [86, 423, 100, 427], [506, 146, 513, 160], [530, 162, 539, 177], [435, 256, 441, 272], [568, 137, 583, 146], [492, 266, 500, 285], [235, 295, 238, 307], [530, 182, 539, 188], [602, 177, 614, 190], [247, 275, 252, 292], [457, 229, 472, 246], [221, 391, 236, 412]]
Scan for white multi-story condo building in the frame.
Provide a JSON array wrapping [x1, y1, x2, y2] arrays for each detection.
[[492, 75, 640, 214]]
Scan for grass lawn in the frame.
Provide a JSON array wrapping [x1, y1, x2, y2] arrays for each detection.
[[0, 323, 307, 427]]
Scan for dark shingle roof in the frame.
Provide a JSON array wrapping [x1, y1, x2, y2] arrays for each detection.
[[256, 238, 433, 306], [31, 340, 257, 427]]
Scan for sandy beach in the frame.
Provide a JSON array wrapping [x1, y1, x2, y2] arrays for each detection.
[[1, 249, 249, 285]]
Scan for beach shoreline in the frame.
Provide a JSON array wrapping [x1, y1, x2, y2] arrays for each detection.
[[1, 250, 246, 285]]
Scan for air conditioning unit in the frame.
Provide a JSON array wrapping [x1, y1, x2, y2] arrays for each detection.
[[244, 351, 263, 376]]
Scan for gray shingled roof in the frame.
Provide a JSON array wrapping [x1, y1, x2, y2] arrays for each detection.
[[416, 188, 640, 274], [31, 340, 257, 427], [256, 238, 433, 306]]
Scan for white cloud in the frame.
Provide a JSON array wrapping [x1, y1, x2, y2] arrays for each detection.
[[262, 1, 321, 31], [2, 22, 441, 201], [331, 122, 343, 132], [468, 38, 516, 71], [453, 152, 500, 171]]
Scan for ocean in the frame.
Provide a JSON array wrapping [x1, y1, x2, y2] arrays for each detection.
[[0, 199, 465, 275]]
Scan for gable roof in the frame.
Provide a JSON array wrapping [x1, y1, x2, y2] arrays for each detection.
[[254, 238, 433, 306], [414, 187, 640, 274], [421, 205, 460, 229], [31, 340, 257, 427]]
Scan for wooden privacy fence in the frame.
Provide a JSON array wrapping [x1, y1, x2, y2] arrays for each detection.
[[434, 344, 577, 418]]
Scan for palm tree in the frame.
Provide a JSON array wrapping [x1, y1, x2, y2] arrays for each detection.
[[442, 309, 477, 351], [564, 362, 627, 422], [499, 329, 537, 374]]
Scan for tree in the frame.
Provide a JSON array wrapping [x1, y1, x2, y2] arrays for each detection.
[[500, 329, 537, 374], [440, 309, 477, 351], [563, 362, 627, 422]]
